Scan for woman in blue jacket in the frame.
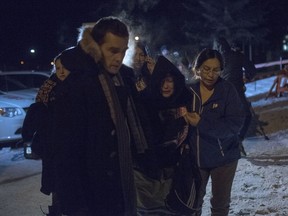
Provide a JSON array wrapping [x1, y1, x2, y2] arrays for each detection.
[[185, 48, 245, 216]]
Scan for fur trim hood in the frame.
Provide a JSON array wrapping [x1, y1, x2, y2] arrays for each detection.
[[77, 25, 102, 63]]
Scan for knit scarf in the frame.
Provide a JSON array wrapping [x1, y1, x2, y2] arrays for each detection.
[[36, 78, 57, 104], [98, 68, 148, 216]]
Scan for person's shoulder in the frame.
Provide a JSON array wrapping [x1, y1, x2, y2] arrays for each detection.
[[48, 73, 59, 82], [218, 78, 240, 95], [120, 64, 135, 81], [60, 45, 98, 73], [218, 77, 232, 85], [186, 79, 200, 89], [181, 86, 194, 101], [60, 46, 78, 62], [28, 102, 47, 111], [230, 49, 244, 58], [216, 77, 235, 89], [120, 64, 134, 74], [68, 70, 96, 84], [39, 76, 57, 89]]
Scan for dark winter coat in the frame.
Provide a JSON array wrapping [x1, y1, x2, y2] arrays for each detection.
[[22, 102, 48, 157], [22, 74, 60, 195], [50, 27, 139, 215], [187, 78, 245, 168], [22, 73, 59, 157]]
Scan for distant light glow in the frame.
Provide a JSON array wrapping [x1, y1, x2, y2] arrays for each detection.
[[20, 61, 24, 65], [161, 47, 169, 56], [30, 49, 35, 54], [173, 51, 179, 57], [283, 35, 288, 51], [135, 36, 140, 41]]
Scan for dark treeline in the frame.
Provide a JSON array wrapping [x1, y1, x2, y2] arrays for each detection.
[[1, 0, 287, 71]]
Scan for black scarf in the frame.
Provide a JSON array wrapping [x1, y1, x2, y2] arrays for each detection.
[[98, 68, 147, 216]]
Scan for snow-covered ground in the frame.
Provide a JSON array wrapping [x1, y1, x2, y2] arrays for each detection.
[[0, 76, 287, 216]]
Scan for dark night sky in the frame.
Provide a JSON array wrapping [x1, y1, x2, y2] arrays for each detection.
[[1, 0, 115, 70], [1, 0, 288, 71]]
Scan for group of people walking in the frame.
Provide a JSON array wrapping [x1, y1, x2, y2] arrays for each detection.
[[22, 16, 256, 216]]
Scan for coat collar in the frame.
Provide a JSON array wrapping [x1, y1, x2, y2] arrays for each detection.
[[78, 25, 102, 63]]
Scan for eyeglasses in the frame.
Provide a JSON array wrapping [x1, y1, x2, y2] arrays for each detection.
[[201, 66, 221, 76]]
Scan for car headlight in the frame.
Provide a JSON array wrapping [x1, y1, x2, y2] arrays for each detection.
[[0, 107, 23, 117]]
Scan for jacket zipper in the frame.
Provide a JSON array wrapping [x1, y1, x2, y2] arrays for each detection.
[[217, 139, 225, 156], [190, 87, 202, 166]]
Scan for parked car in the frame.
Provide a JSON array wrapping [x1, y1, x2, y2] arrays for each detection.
[[0, 71, 50, 148]]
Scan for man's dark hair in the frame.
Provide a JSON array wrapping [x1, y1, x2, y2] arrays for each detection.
[[91, 16, 129, 44]]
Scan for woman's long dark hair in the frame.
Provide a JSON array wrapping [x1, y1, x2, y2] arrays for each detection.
[[193, 48, 224, 71]]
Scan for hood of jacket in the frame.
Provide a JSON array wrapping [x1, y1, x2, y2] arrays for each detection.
[[58, 25, 103, 73], [150, 56, 191, 109]]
